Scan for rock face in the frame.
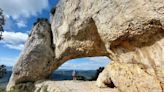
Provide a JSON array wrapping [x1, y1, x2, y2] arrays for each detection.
[[7, 0, 164, 92], [7, 20, 54, 91], [97, 62, 162, 92]]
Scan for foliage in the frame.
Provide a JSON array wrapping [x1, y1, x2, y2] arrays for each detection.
[[50, 6, 56, 15], [89, 67, 104, 81], [0, 86, 6, 92], [76, 75, 86, 81], [0, 8, 5, 40], [0, 64, 7, 78], [33, 18, 48, 26]]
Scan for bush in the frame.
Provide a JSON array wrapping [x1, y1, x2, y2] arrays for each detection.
[[89, 67, 104, 81], [0, 86, 6, 92], [76, 75, 86, 81], [50, 7, 56, 15], [0, 64, 7, 78]]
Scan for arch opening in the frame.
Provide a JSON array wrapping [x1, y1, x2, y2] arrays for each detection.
[[49, 56, 110, 81]]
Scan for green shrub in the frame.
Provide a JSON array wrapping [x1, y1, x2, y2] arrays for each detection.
[[0, 86, 6, 92], [76, 75, 86, 81]]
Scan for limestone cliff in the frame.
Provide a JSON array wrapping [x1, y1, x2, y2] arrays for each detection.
[[7, 20, 54, 91], [7, 0, 164, 92]]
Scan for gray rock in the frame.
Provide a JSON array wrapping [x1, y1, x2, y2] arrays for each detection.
[[7, 20, 54, 91]]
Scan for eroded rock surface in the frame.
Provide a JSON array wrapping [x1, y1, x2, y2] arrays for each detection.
[[34, 81, 119, 92], [7, 0, 164, 92], [97, 62, 162, 92], [7, 20, 54, 91]]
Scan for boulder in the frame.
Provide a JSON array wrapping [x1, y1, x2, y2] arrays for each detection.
[[97, 62, 162, 92], [7, 20, 54, 91]]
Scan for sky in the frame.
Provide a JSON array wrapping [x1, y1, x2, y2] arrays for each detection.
[[0, 0, 110, 70]]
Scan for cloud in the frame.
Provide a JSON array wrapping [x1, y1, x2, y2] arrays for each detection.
[[0, 0, 49, 28], [5, 44, 25, 50], [16, 20, 27, 28], [0, 57, 18, 66], [0, 0, 49, 19], [88, 56, 110, 62], [0, 31, 28, 50], [59, 57, 110, 70]]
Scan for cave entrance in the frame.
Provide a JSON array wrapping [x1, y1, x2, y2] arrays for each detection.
[[49, 56, 110, 81]]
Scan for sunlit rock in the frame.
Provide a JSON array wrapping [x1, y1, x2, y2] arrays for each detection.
[[7, 0, 164, 92]]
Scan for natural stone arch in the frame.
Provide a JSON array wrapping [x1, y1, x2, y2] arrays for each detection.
[[7, 0, 164, 92], [7, 17, 109, 91]]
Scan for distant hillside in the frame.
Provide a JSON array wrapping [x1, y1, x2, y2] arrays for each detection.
[[49, 70, 97, 80], [6, 66, 12, 71], [0, 71, 12, 87], [0, 69, 97, 87]]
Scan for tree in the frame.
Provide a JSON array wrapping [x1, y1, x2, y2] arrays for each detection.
[[0, 64, 7, 78], [76, 75, 86, 81], [0, 8, 5, 40], [89, 67, 104, 81], [50, 6, 56, 15]]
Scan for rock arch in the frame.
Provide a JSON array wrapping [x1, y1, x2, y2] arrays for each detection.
[[7, 17, 109, 91], [7, 0, 164, 92]]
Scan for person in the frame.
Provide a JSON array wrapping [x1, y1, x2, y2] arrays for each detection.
[[72, 70, 77, 80]]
